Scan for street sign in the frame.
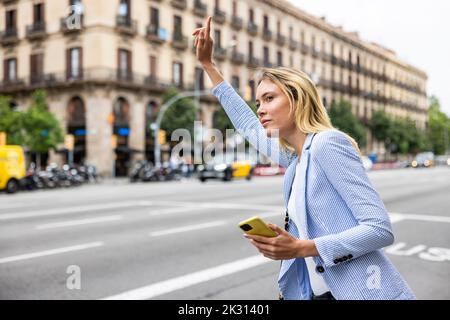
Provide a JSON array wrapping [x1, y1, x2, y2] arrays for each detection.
[[0, 132, 6, 146]]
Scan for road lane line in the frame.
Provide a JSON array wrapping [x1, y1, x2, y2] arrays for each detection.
[[101, 255, 271, 300], [149, 221, 227, 237], [0, 201, 153, 221], [0, 241, 104, 264], [148, 207, 201, 216], [389, 213, 405, 223], [35, 215, 123, 230], [150, 201, 283, 212], [390, 212, 450, 224]]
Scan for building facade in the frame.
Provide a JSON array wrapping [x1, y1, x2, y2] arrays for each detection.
[[0, 0, 428, 176]]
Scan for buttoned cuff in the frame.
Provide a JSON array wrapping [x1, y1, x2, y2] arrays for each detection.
[[313, 234, 354, 268]]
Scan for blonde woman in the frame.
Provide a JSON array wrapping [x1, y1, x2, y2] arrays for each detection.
[[193, 17, 415, 300]]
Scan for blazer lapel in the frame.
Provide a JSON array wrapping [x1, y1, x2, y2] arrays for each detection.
[[295, 133, 316, 239], [279, 133, 315, 281]]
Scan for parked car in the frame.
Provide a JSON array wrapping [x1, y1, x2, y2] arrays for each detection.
[[411, 152, 435, 168], [435, 155, 450, 167], [0, 145, 26, 193], [198, 153, 256, 182]]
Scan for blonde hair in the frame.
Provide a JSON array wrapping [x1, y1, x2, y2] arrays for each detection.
[[257, 67, 360, 154]]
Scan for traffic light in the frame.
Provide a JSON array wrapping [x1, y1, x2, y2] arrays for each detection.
[[158, 130, 166, 145], [64, 134, 75, 150], [107, 113, 115, 125], [111, 134, 118, 149], [0, 132, 6, 146]]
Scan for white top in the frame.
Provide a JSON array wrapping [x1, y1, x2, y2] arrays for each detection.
[[287, 161, 329, 296]]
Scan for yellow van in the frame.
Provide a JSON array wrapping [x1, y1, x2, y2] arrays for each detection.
[[0, 145, 26, 193]]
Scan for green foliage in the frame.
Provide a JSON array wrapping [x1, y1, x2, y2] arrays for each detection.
[[329, 100, 367, 147], [160, 87, 197, 141], [427, 96, 450, 155], [0, 95, 26, 145], [370, 109, 430, 155], [0, 90, 64, 153]]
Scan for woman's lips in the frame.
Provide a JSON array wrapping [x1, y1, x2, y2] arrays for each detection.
[[262, 120, 272, 127]]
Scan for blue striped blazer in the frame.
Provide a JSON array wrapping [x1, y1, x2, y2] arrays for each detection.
[[212, 81, 416, 300]]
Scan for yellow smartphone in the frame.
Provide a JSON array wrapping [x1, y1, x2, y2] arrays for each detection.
[[238, 216, 278, 237]]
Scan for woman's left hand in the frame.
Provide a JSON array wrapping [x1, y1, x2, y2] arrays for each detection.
[[244, 223, 318, 260]]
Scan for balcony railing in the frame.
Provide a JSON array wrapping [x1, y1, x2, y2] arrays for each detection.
[[230, 51, 245, 65], [231, 16, 243, 30], [26, 21, 47, 40], [146, 25, 166, 44], [116, 15, 137, 36], [276, 34, 286, 46], [0, 28, 19, 46], [213, 7, 226, 24], [247, 56, 260, 68], [172, 33, 188, 50], [263, 60, 273, 68], [193, 1, 207, 17], [0, 68, 181, 94], [60, 14, 84, 34], [300, 43, 309, 54], [247, 21, 258, 35], [213, 46, 227, 60], [262, 28, 272, 41], [288, 39, 298, 50], [171, 0, 187, 10]]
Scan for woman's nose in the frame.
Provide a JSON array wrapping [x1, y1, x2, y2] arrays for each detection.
[[257, 107, 266, 118]]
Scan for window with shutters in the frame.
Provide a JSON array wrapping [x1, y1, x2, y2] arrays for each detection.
[[172, 62, 183, 87], [4, 58, 17, 82], [6, 10, 17, 31], [30, 53, 44, 84], [67, 47, 83, 80], [118, 49, 132, 81]]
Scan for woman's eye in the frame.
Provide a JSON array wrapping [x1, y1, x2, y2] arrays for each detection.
[[266, 96, 273, 102]]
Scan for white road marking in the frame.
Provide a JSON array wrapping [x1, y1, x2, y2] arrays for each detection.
[[0, 202, 37, 210], [150, 200, 283, 212], [148, 207, 201, 216], [0, 242, 104, 264], [0, 201, 153, 221], [35, 215, 123, 230], [149, 221, 227, 237], [389, 213, 405, 223], [389, 212, 450, 224], [101, 255, 271, 300]]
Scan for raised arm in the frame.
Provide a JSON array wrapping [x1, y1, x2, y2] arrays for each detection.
[[193, 17, 295, 167]]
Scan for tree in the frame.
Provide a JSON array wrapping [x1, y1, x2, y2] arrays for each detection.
[[369, 110, 391, 145], [427, 96, 450, 155], [329, 100, 366, 148], [213, 101, 258, 134], [160, 87, 197, 144], [0, 96, 26, 145], [21, 90, 64, 167]]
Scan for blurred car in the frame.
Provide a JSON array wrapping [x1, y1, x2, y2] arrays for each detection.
[[435, 155, 450, 167], [411, 152, 435, 168], [198, 153, 256, 182], [361, 156, 373, 171], [0, 145, 26, 193]]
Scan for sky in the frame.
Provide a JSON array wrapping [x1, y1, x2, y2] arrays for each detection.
[[287, 0, 450, 116]]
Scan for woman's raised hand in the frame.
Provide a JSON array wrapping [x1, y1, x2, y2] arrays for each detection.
[[192, 16, 214, 66]]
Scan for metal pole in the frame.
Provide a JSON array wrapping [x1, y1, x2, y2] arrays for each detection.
[[153, 89, 211, 167]]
